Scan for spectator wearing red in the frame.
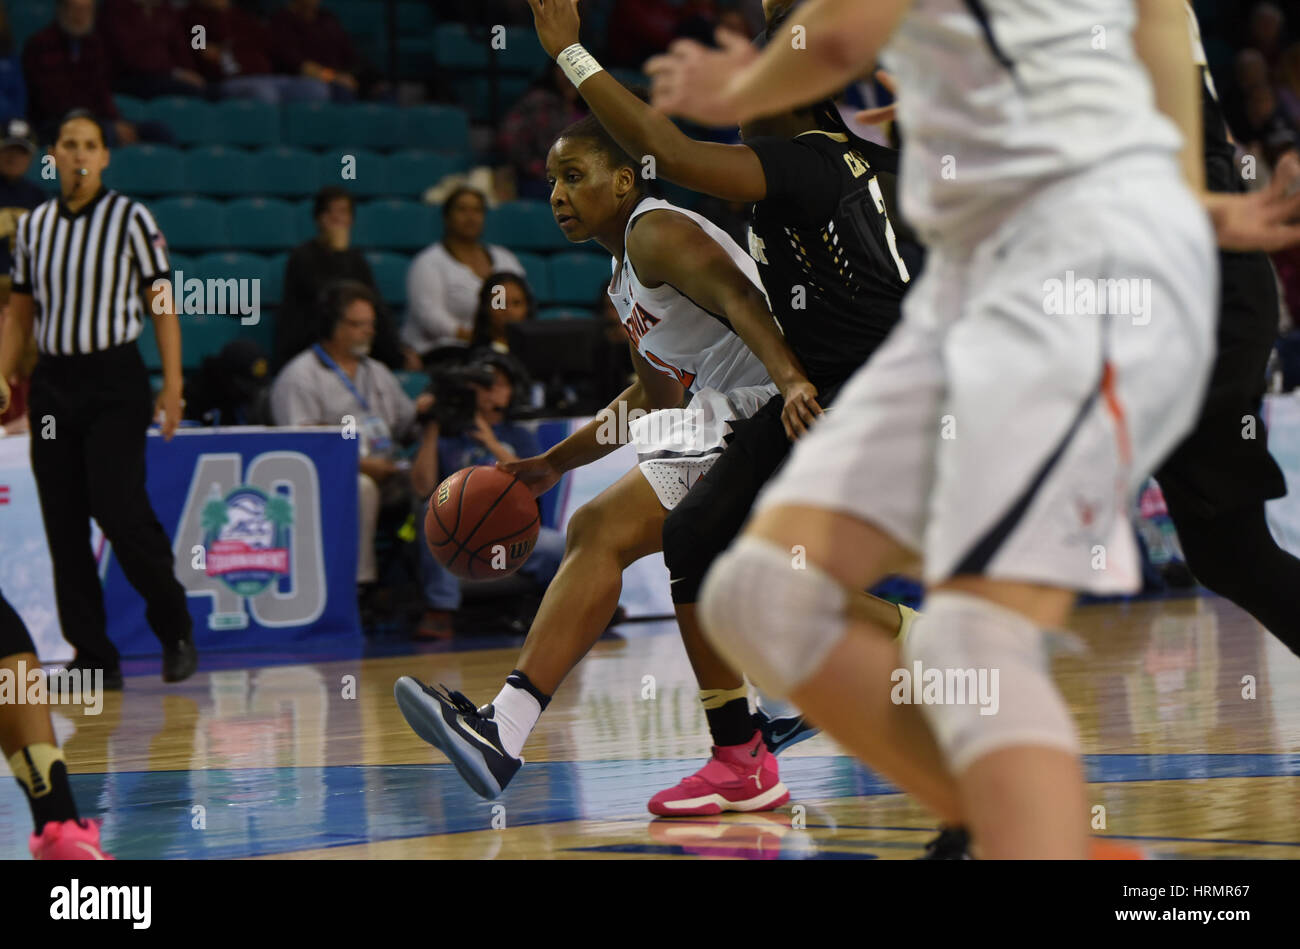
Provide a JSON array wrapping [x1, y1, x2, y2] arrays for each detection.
[[269, 0, 369, 102], [190, 0, 327, 104], [101, 0, 207, 100], [496, 63, 586, 200], [22, 0, 174, 145]]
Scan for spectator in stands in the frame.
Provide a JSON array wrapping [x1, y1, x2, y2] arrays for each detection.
[[190, 0, 326, 104], [1245, 82, 1299, 167], [184, 338, 272, 426], [409, 351, 563, 639], [404, 186, 524, 359], [0, 2, 27, 125], [496, 63, 586, 200], [469, 272, 536, 353], [101, 0, 207, 100], [269, 0, 372, 102], [1250, 2, 1287, 70], [269, 280, 426, 609], [276, 186, 413, 372], [22, 0, 174, 145], [0, 120, 45, 280]]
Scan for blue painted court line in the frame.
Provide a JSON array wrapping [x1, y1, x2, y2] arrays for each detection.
[[2, 752, 1296, 859]]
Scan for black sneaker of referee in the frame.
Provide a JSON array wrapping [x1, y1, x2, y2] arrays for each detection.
[[161, 632, 198, 683]]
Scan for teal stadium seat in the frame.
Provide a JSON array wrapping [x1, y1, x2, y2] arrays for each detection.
[[398, 0, 436, 32], [144, 96, 216, 145], [353, 199, 434, 251], [386, 151, 465, 197], [106, 145, 184, 196], [365, 251, 409, 307], [341, 104, 405, 150], [291, 199, 318, 242], [168, 252, 196, 278], [317, 148, 383, 197], [282, 102, 351, 148], [538, 307, 592, 321], [395, 370, 430, 402], [511, 252, 550, 304], [210, 99, 280, 147], [262, 253, 288, 306], [450, 76, 529, 123], [225, 197, 298, 251], [151, 197, 229, 252], [396, 39, 436, 81], [250, 147, 323, 197], [548, 253, 613, 305], [405, 106, 470, 152], [183, 145, 258, 196], [485, 201, 566, 251], [499, 28, 549, 73], [113, 95, 148, 123], [435, 23, 489, 69], [10, 1, 52, 51], [193, 252, 273, 359], [195, 251, 268, 292]]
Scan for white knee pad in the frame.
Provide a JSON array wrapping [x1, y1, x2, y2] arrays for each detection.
[[900, 591, 1080, 774], [698, 537, 848, 698]]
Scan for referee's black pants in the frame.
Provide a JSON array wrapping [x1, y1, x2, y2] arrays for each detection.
[[28, 342, 192, 669]]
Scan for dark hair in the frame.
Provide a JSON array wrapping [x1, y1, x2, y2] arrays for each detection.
[[56, 109, 106, 147], [553, 113, 648, 195], [313, 185, 355, 220], [441, 186, 487, 222], [760, 3, 850, 137], [470, 271, 535, 349], [318, 279, 379, 340]]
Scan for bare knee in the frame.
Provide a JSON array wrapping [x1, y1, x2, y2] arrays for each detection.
[[745, 504, 912, 590]]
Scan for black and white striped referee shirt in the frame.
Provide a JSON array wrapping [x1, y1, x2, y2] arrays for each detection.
[[10, 187, 170, 356]]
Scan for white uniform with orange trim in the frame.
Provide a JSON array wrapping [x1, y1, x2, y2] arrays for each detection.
[[753, 0, 1217, 593], [608, 196, 778, 508]]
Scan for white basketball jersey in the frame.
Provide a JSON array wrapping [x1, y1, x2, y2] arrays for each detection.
[[608, 197, 772, 395], [880, 0, 1184, 244]]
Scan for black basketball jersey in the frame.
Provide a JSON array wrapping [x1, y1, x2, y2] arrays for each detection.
[[745, 131, 911, 390]]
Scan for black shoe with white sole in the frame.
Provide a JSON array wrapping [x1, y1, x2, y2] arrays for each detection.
[[918, 826, 973, 859], [393, 677, 521, 800]]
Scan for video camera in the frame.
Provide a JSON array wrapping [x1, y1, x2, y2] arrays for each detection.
[[420, 348, 530, 437]]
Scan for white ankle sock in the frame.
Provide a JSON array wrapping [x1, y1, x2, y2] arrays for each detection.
[[491, 683, 542, 759]]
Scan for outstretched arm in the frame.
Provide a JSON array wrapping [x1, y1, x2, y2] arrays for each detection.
[[527, 0, 768, 203], [647, 0, 912, 126]]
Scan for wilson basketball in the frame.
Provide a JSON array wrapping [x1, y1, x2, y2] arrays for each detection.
[[425, 466, 540, 580]]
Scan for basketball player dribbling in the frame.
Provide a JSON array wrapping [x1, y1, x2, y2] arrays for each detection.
[[524, 0, 921, 816], [393, 116, 821, 803], [652, 0, 1300, 858]]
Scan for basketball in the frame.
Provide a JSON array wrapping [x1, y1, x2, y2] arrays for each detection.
[[425, 466, 540, 580]]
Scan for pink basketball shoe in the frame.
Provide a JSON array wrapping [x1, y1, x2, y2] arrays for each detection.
[[29, 819, 114, 860], [648, 730, 790, 817]]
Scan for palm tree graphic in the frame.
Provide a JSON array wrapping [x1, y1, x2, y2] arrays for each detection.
[[201, 496, 229, 542], [264, 495, 293, 548]]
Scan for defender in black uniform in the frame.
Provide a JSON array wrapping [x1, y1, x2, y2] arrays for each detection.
[[1153, 25, 1300, 658], [530, 0, 916, 811]]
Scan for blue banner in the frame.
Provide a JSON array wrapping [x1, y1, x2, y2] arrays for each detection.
[[102, 428, 361, 656]]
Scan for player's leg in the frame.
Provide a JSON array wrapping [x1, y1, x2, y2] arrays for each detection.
[[0, 591, 112, 859], [394, 465, 666, 799], [1156, 250, 1300, 656]]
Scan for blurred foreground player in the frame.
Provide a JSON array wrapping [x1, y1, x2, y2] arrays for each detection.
[[394, 115, 819, 802], [655, 0, 1267, 858], [0, 378, 112, 859], [0, 111, 198, 689]]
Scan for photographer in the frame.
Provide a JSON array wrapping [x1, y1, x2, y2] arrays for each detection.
[[410, 350, 563, 639]]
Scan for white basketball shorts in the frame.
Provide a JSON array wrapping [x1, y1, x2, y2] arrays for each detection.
[[634, 383, 779, 509], [756, 157, 1217, 594]]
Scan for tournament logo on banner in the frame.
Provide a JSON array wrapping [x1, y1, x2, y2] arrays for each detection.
[[202, 486, 293, 598]]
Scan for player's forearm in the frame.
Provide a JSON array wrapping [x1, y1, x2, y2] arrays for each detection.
[[723, 286, 807, 391], [1134, 0, 1205, 194], [0, 297, 33, 379], [545, 380, 652, 471], [577, 72, 694, 183], [719, 0, 911, 121]]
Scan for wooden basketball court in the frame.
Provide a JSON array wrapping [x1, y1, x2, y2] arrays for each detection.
[[2, 594, 1297, 860]]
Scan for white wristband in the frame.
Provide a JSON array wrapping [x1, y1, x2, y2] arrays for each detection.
[[557, 43, 603, 89]]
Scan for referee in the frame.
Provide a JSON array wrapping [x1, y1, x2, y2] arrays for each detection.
[[0, 109, 197, 688]]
